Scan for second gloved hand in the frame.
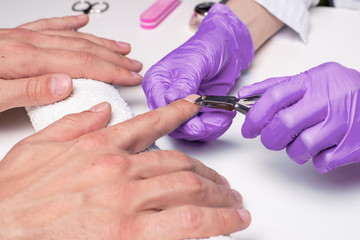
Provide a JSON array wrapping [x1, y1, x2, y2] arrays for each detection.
[[142, 4, 254, 141], [238, 62, 360, 173]]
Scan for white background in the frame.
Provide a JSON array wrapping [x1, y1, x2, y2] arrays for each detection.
[[1, 1, 360, 239]]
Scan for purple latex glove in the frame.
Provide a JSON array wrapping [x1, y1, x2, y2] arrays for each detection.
[[142, 4, 254, 141], [238, 62, 360, 173]]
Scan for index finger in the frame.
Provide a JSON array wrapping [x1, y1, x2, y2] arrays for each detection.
[[103, 95, 201, 154]]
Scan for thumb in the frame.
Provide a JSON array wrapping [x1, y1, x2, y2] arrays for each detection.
[[0, 73, 72, 112], [32, 102, 112, 142]]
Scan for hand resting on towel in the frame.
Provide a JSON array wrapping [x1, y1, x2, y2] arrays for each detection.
[[0, 14, 143, 112], [0, 96, 251, 239]]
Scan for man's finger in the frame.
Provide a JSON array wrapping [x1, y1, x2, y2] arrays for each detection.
[[17, 15, 89, 31], [32, 102, 111, 142], [23, 33, 142, 72], [103, 95, 201, 154], [33, 49, 143, 86], [0, 74, 72, 112], [136, 206, 251, 239], [135, 172, 242, 210], [40, 29, 132, 55], [131, 150, 227, 187]]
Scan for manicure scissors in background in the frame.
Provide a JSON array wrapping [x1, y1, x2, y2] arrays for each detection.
[[72, 0, 109, 14], [195, 95, 260, 115]]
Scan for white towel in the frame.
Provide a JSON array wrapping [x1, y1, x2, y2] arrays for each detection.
[[26, 78, 158, 151], [26, 78, 234, 240]]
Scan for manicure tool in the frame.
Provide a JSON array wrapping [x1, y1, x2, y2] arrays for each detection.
[[195, 95, 260, 115], [140, 0, 181, 29], [189, 0, 228, 31], [72, 0, 109, 14]]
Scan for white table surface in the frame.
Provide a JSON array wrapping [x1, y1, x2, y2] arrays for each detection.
[[1, 1, 360, 239]]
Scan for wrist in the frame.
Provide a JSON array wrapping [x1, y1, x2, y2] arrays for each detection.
[[225, 0, 284, 50], [199, 4, 254, 71]]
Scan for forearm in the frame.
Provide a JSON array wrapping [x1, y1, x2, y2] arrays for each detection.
[[226, 0, 284, 50]]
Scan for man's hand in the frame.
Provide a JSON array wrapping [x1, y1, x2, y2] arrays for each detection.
[[0, 15, 143, 112], [0, 95, 250, 239]]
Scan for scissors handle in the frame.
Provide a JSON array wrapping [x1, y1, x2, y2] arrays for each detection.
[[72, 1, 109, 14], [90, 2, 109, 14], [234, 96, 260, 115], [72, 1, 92, 14]]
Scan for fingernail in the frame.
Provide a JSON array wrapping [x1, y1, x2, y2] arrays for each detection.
[[237, 209, 251, 223], [76, 14, 87, 19], [131, 71, 143, 80], [89, 102, 109, 112], [131, 59, 143, 67], [232, 189, 243, 201], [221, 175, 231, 187], [116, 41, 130, 49], [49, 74, 71, 96], [184, 94, 200, 103]]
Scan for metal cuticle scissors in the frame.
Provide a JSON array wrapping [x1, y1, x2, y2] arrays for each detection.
[[195, 95, 260, 115], [72, 1, 109, 14]]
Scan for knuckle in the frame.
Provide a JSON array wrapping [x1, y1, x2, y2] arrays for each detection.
[[178, 206, 203, 232], [76, 51, 97, 67], [75, 131, 107, 149], [10, 28, 32, 37], [25, 76, 42, 102], [110, 155, 132, 174], [219, 186, 232, 202], [214, 208, 233, 228], [77, 38, 95, 52], [209, 168, 223, 185], [61, 113, 82, 126], [29, 19, 48, 29], [14, 42, 38, 56], [115, 64, 126, 74], [182, 172, 206, 195], [146, 112, 168, 135], [134, 111, 166, 135], [171, 150, 195, 170], [95, 154, 132, 174]]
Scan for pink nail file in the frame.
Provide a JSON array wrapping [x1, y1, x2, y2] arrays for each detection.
[[140, 0, 181, 29]]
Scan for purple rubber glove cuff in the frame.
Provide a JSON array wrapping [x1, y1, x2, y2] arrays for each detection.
[[142, 3, 254, 141], [239, 62, 360, 173]]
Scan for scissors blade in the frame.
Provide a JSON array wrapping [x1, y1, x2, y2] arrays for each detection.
[[195, 95, 260, 115], [195, 95, 239, 111]]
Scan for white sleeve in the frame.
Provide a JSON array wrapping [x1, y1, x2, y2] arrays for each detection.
[[253, 0, 320, 42], [332, 0, 360, 9]]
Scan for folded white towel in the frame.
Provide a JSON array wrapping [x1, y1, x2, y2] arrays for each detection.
[[26, 78, 135, 131], [26, 78, 158, 151], [26, 78, 234, 240]]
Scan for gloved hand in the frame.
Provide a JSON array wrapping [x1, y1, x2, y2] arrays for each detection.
[[142, 4, 254, 141], [238, 62, 360, 173]]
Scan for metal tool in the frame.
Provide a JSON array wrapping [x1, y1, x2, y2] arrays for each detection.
[[195, 95, 260, 115], [189, 0, 228, 31], [72, 0, 109, 14]]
